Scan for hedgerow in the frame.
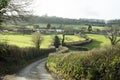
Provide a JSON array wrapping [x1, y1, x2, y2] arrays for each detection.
[[47, 45, 120, 80], [0, 43, 55, 75]]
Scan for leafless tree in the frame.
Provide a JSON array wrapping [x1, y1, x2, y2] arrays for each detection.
[[0, 0, 33, 26], [105, 26, 120, 45], [32, 32, 42, 50]]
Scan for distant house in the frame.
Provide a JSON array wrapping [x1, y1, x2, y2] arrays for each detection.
[[64, 29, 82, 35], [56, 29, 64, 33], [34, 28, 64, 34], [13, 29, 18, 32], [18, 29, 34, 34], [0, 30, 2, 33], [3, 30, 8, 32]]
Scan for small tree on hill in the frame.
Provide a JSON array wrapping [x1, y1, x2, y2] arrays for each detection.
[[32, 32, 42, 50], [47, 23, 51, 29], [62, 34, 65, 46], [54, 35, 60, 48], [88, 25, 92, 32]]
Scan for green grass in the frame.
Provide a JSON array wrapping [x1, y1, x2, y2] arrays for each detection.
[[0, 33, 53, 48], [58, 34, 84, 42], [84, 34, 120, 49], [0, 34, 33, 47], [64, 35, 84, 42], [0, 33, 83, 48], [41, 35, 54, 48], [92, 26, 105, 30], [2, 32, 116, 50]]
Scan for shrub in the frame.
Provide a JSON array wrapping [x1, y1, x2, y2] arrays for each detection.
[[57, 46, 69, 53], [0, 43, 9, 62]]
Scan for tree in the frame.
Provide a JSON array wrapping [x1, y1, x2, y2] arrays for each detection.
[[47, 23, 51, 29], [32, 32, 42, 50], [62, 34, 65, 46], [88, 25, 92, 32], [106, 26, 120, 45], [0, 0, 9, 26], [0, 0, 33, 28], [54, 35, 60, 48]]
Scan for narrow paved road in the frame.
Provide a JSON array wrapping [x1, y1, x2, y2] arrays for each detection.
[[3, 58, 54, 80]]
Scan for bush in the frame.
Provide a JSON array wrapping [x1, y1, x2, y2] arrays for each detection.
[[47, 45, 120, 80], [0, 43, 9, 62], [57, 46, 69, 53]]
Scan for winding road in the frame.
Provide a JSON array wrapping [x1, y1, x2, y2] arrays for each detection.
[[3, 58, 54, 80]]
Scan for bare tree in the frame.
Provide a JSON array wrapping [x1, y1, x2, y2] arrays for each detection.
[[0, 0, 9, 26], [105, 26, 120, 45], [32, 32, 42, 50], [0, 0, 33, 27]]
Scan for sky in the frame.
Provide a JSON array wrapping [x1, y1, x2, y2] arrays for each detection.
[[31, 0, 120, 20]]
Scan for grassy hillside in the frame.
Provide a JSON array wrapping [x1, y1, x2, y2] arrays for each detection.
[[0, 33, 53, 48], [83, 34, 111, 49], [84, 34, 120, 49], [1, 32, 119, 49]]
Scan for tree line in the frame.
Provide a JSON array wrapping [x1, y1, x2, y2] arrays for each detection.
[[25, 15, 106, 26], [107, 19, 120, 26], [24, 15, 120, 27]]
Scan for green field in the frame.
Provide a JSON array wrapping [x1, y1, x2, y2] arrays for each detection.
[[14, 23, 105, 30], [1, 32, 117, 49], [37, 24, 105, 30], [0, 33, 83, 48], [84, 34, 120, 49], [58, 34, 84, 42], [0, 33, 53, 48]]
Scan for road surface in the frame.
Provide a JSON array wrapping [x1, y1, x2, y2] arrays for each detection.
[[3, 58, 54, 80]]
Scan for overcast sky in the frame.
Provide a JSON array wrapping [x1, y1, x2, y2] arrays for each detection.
[[31, 0, 120, 20]]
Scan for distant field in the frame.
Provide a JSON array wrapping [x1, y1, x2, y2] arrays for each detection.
[[83, 34, 119, 49], [26, 23, 105, 30], [0, 32, 113, 49], [3, 23, 105, 31], [0, 33, 83, 48], [0, 33, 53, 48], [58, 34, 84, 42], [92, 26, 105, 30]]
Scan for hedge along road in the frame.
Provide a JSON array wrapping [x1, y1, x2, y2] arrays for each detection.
[[3, 58, 54, 80]]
